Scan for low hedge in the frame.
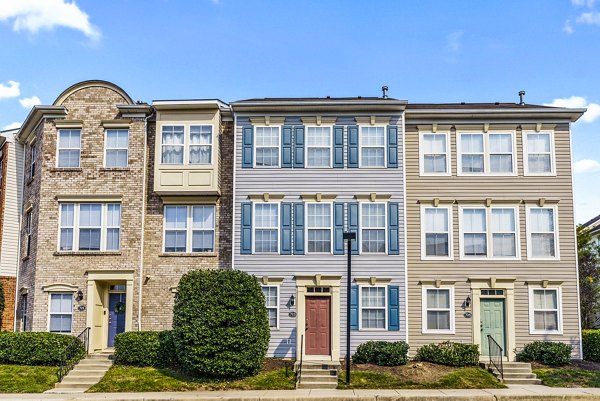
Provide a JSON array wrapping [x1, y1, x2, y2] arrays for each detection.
[[353, 341, 410, 366], [415, 342, 479, 367], [583, 330, 600, 362], [516, 341, 572, 366], [114, 330, 177, 367], [0, 332, 85, 366]]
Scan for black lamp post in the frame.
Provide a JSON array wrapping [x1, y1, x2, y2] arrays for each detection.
[[343, 231, 356, 385]]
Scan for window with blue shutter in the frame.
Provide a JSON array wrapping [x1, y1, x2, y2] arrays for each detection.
[[387, 202, 400, 255], [350, 284, 358, 331], [293, 126, 305, 168], [242, 126, 253, 168], [333, 202, 345, 255], [348, 203, 359, 254], [281, 203, 292, 254], [388, 285, 400, 331], [333, 126, 344, 168], [241, 202, 252, 254], [347, 125, 359, 168], [387, 125, 398, 168], [281, 126, 293, 168], [293, 203, 305, 254]]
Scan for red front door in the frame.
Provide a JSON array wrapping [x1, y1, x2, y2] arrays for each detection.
[[305, 296, 331, 355]]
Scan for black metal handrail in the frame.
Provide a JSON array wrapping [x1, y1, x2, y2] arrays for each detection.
[[58, 327, 90, 382], [296, 334, 304, 385], [487, 334, 504, 382]]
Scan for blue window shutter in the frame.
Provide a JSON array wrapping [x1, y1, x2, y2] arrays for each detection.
[[293, 203, 305, 254], [388, 285, 400, 331], [293, 126, 305, 168], [350, 285, 359, 331], [348, 203, 359, 255], [281, 126, 293, 168], [241, 202, 252, 254], [387, 125, 398, 168], [242, 126, 253, 168], [333, 126, 344, 168], [347, 125, 359, 168], [281, 203, 292, 254], [333, 202, 345, 255], [387, 202, 400, 255]]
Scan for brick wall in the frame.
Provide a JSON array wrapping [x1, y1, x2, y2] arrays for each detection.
[[0, 276, 15, 331]]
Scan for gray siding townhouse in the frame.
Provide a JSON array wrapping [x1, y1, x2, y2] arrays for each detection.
[[231, 98, 407, 362]]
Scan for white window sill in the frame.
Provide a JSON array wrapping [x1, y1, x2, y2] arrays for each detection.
[[159, 252, 217, 258], [421, 255, 454, 261], [422, 329, 455, 335], [530, 329, 563, 335], [54, 251, 121, 256]]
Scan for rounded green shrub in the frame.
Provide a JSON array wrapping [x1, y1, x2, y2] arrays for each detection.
[[415, 342, 479, 367], [0, 332, 84, 365], [516, 341, 572, 366], [583, 330, 600, 362], [114, 330, 178, 367], [173, 270, 269, 379], [353, 341, 410, 366]]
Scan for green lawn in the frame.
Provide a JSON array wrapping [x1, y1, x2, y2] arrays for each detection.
[[0, 365, 59, 393], [534, 367, 600, 388]]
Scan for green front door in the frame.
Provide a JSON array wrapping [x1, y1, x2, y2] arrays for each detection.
[[480, 299, 506, 356]]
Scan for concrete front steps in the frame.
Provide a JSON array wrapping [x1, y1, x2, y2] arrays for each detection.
[[296, 362, 339, 389], [46, 353, 113, 393], [482, 361, 541, 385]]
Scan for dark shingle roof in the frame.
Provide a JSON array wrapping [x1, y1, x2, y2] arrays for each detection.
[[406, 103, 557, 110], [234, 97, 398, 102]]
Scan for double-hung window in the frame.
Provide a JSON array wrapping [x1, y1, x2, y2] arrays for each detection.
[[360, 126, 385, 167], [360, 286, 386, 329], [57, 130, 81, 168], [105, 129, 129, 167], [255, 127, 280, 167], [25, 210, 32, 257], [460, 207, 519, 259], [527, 206, 558, 259], [422, 206, 451, 258], [49, 293, 73, 333], [163, 205, 215, 253], [420, 132, 449, 174], [161, 125, 184, 164], [262, 286, 279, 328], [189, 125, 212, 164], [423, 287, 453, 333], [459, 133, 484, 173], [361, 203, 386, 253], [491, 208, 517, 257], [306, 127, 331, 167], [529, 287, 561, 334], [307, 203, 332, 253], [461, 208, 487, 257], [30, 143, 36, 179], [489, 133, 514, 173], [254, 203, 279, 253], [59, 203, 121, 252], [458, 132, 515, 174], [524, 132, 554, 175]]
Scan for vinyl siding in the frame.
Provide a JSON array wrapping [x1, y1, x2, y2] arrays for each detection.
[[0, 139, 24, 277]]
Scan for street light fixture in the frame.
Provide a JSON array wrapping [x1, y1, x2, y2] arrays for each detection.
[[343, 231, 356, 385]]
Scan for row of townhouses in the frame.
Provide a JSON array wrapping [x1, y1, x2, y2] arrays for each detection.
[[0, 80, 584, 362]]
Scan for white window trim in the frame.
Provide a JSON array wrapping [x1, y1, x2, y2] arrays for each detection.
[[358, 285, 388, 331], [419, 131, 451, 176], [358, 125, 387, 168], [458, 205, 521, 261], [253, 125, 281, 168], [420, 205, 454, 260], [57, 203, 121, 252], [305, 125, 333, 168], [261, 285, 280, 330], [30, 142, 36, 179], [359, 202, 387, 255], [47, 292, 73, 334], [104, 129, 129, 168], [305, 202, 333, 254], [456, 131, 517, 176], [252, 202, 280, 254], [526, 204, 560, 261], [528, 286, 563, 335], [523, 130, 556, 176], [159, 124, 216, 166], [189, 125, 214, 165], [422, 286, 455, 334], [56, 129, 81, 168], [162, 205, 216, 253]]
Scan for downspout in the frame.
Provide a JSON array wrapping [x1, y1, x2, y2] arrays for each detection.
[[13, 138, 25, 331], [138, 110, 153, 331], [401, 113, 409, 345], [231, 110, 237, 270]]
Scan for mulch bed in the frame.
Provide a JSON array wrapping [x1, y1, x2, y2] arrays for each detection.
[[352, 362, 457, 383], [531, 360, 600, 371]]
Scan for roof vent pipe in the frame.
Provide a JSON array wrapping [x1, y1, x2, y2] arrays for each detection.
[[519, 90, 526, 106], [382, 85, 389, 99]]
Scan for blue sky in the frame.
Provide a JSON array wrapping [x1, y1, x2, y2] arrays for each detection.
[[0, 0, 599, 223]]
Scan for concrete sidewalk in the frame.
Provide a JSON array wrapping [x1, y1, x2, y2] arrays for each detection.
[[2, 386, 600, 401]]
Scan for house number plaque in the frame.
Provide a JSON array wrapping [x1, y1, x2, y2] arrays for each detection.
[[288, 312, 296, 317]]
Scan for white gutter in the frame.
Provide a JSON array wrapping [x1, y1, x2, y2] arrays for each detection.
[[401, 114, 409, 345], [13, 136, 25, 331]]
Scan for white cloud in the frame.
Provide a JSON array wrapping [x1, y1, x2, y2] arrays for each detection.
[[0, 0, 100, 40], [0, 80, 20, 99], [572, 0, 598, 7], [564, 19, 575, 34], [576, 11, 600, 25], [574, 159, 600, 173], [446, 30, 463, 53], [19, 95, 41, 108], [2, 122, 21, 131], [544, 96, 600, 123]]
